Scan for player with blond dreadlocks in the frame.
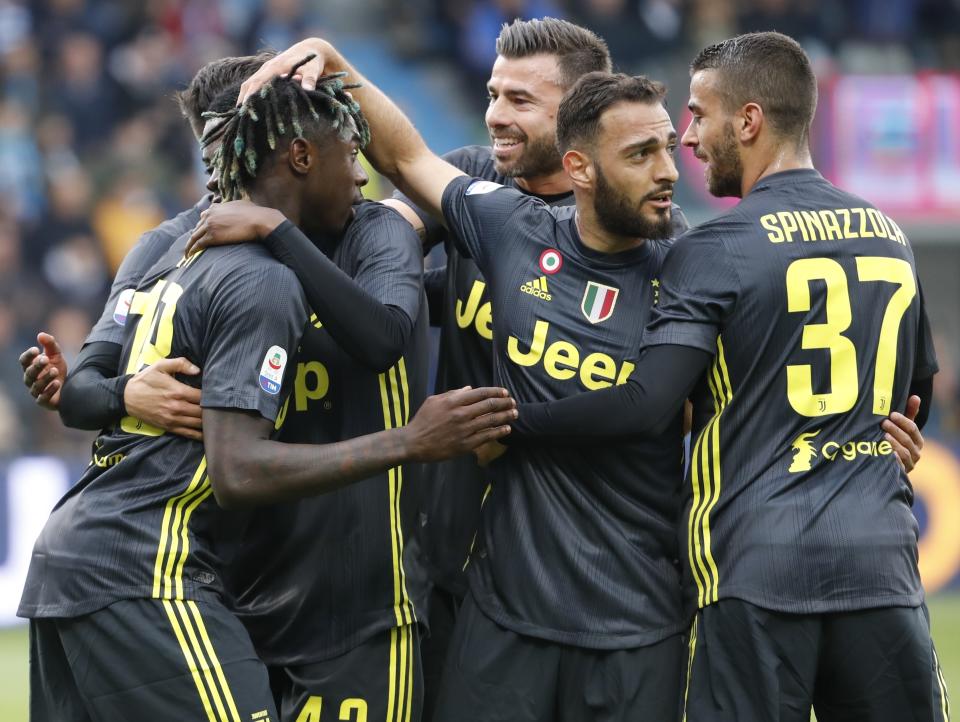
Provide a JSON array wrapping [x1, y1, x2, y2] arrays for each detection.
[[184, 62, 462, 722], [19, 60, 515, 722]]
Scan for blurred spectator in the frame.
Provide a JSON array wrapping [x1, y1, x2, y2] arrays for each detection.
[[458, 0, 564, 81], [0, 101, 44, 224], [51, 32, 125, 152]]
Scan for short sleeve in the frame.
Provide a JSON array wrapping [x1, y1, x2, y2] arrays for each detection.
[[440, 175, 526, 273], [914, 282, 939, 380], [86, 200, 207, 345], [641, 228, 739, 353], [349, 204, 424, 323], [392, 145, 490, 251], [200, 262, 309, 421]]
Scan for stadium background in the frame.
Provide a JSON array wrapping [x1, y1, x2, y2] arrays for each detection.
[[1, 0, 959, 715]]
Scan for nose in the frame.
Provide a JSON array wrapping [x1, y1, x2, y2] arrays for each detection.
[[681, 118, 698, 149], [656, 150, 680, 184], [205, 169, 218, 195], [354, 160, 369, 188], [485, 95, 510, 131]]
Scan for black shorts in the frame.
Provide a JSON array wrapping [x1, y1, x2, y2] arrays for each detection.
[[682, 599, 951, 722], [433, 592, 686, 722], [421, 586, 462, 722], [276, 623, 422, 722], [29, 597, 277, 722]]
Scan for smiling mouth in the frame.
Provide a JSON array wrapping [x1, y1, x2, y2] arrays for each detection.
[[492, 138, 523, 153]]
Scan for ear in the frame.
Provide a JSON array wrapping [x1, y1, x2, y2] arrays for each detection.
[[288, 137, 313, 175], [562, 148, 593, 190], [738, 102, 764, 143]]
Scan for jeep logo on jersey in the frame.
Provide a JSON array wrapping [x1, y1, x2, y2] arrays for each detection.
[[113, 288, 135, 326], [259, 345, 287, 395], [788, 429, 894, 471], [581, 282, 619, 324], [539, 249, 563, 275]]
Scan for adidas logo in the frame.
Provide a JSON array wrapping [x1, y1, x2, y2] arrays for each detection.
[[520, 276, 552, 301]]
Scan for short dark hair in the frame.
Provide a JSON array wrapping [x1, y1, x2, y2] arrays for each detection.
[[556, 72, 666, 153], [203, 58, 370, 202], [495, 18, 612, 89], [691, 32, 817, 145], [175, 51, 277, 139]]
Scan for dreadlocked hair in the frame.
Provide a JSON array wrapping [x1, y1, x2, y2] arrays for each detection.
[[201, 55, 370, 203]]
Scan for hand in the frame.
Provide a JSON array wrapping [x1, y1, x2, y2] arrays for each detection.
[[19, 332, 68, 410], [238, 38, 336, 103], [474, 440, 507, 467], [125, 358, 204, 441], [403, 387, 516, 462], [185, 201, 285, 256], [881, 395, 924, 473]]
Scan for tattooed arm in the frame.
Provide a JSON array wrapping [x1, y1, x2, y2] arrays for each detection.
[[203, 386, 516, 508]]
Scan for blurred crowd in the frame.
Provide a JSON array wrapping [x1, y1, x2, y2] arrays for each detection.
[[2, 0, 960, 456]]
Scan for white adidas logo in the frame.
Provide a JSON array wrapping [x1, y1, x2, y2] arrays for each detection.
[[520, 276, 552, 301]]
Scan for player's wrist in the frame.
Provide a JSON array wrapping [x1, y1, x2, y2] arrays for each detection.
[[256, 208, 288, 239]]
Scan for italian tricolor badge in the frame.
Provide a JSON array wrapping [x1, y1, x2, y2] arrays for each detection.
[[581, 282, 619, 324]]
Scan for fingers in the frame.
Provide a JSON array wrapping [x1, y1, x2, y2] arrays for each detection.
[[37, 332, 62, 358], [185, 225, 205, 257], [19, 346, 39, 371], [882, 413, 922, 473], [174, 412, 203, 429], [467, 408, 518, 435], [36, 379, 61, 408], [904, 394, 921, 422], [30, 365, 59, 398], [452, 386, 511, 408], [466, 425, 512, 448], [171, 426, 203, 442], [152, 357, 201, 376]]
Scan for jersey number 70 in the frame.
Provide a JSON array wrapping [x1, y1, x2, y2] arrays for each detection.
[[786, 256, 916, 417]]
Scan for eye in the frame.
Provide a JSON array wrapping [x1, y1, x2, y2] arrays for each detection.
[[667, 143, 678, 155]]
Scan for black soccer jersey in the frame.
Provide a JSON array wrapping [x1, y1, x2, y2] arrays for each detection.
[[86, 196, 212, 346], [397, 145, 688, 596], [440, 175, 687, 649], [19, 232, 308, 619], [227, 202, 431, 665], [643, 169, 939, 614]]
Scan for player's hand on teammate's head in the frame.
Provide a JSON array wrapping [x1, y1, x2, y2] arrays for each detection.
[[124, 357, 204, 442], [474, 440, 507, 467], [238, 38, 332, 103], [403, 386, 517, 462], [19, 332, 67, 410], [186, 201, 286, 257], [882, 395, 924, 473]]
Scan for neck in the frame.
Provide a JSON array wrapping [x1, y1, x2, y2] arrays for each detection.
[[575, 202, 646, 255], [249, 184, 301, 228], [514, 167, 572, 197], [741, 139, 814, 196]]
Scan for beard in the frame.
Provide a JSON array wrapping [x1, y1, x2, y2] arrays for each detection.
[[491, 129, 563, 179], [594, 163, 674, 240], [704, 122, 744, 198]]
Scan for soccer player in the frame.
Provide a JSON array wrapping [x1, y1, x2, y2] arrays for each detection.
[[241, 46, 689, 720], [184, 86, 434, 719], [18, 69, 515, 721], [378, 19, 689, 707], [506, 32, 947, 722]]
